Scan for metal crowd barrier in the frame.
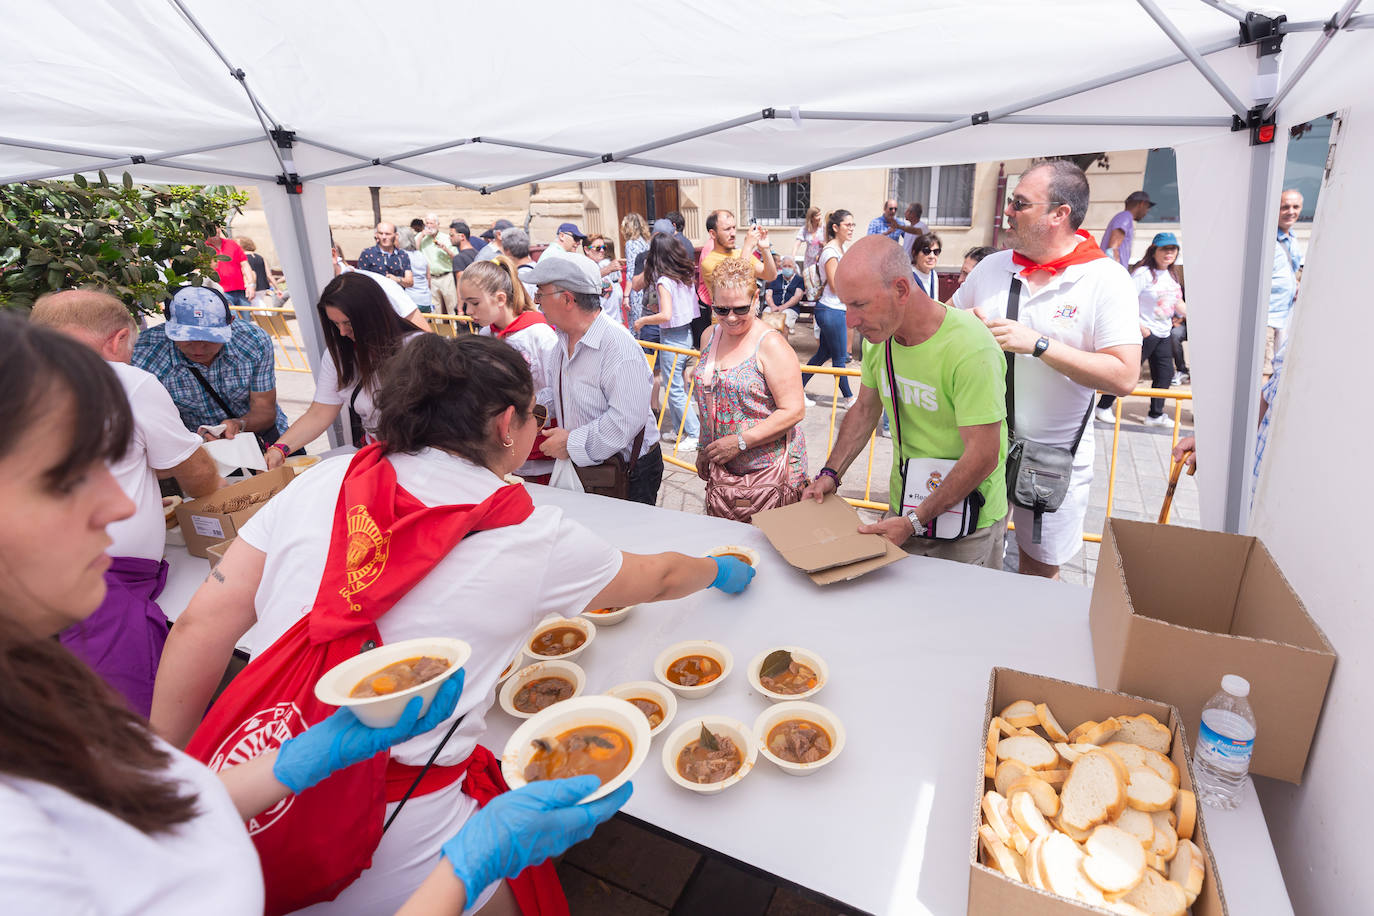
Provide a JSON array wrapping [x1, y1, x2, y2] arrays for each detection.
[[427, 312, 478, 336], [228, 304, 312, 373]]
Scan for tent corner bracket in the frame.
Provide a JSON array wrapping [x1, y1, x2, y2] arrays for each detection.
[[270, 128, 296, 149], [762, 108, 775, 119], [971, 111, 990, 125], [276, 173, 304, 194], [1240, 11, 1286, 55], [1231, 105, 1278, 145]]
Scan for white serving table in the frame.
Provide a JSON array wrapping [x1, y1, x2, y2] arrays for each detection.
[[159, 483, 1292, 915]]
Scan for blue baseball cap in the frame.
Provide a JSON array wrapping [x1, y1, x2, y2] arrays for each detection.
[[556, 222, 587, 240], [1151, 232, 1180, 249], [165, 285, 233, 343]]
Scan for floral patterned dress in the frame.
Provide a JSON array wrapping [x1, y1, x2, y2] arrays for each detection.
[[693, 329, 808, 487]]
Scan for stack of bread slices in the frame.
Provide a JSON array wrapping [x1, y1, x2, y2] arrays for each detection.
[[978, 700, 1206, 916]]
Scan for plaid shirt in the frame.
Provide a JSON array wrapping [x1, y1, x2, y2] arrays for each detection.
[[1252, 341, 1285, 507], [867, 215, 903, 241], [132, 321, 288, 435]]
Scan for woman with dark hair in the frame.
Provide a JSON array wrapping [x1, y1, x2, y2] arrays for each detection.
[[909, 231, 942, 300], [150, 333, 755, 914], [265, 272, 425, 465], [0, 316, 627, 915], [800, 209, 856, 408], [634, 232, 702, 449]]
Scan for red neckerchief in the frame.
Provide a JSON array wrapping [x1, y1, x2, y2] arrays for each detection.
[[496, 310, 548, 339], [1011, 230, 1107, 278]]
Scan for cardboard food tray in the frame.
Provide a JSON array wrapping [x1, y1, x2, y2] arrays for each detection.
[[174, 466, 295, 558], [751, 494, 905, 585], [1089, 518, 1335, 783], [205, 538, 234, 569], [968, 667, 1228, 916]]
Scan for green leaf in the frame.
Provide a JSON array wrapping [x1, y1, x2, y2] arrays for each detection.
[[759, 649, 793, 680], [698, 723, 720, 752], [72, 173, 87, 188], [121, 172, 133, 190]]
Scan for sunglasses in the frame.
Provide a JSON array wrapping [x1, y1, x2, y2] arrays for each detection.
[[711, 305, 753, 317], [919, 246, 942, 256], [1007, 196, 1064, 212], [532, 404, 550, 429], [589, 244, 605, 252]]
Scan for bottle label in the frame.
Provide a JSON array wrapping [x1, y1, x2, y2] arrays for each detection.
[[1198, 718, 1254, 762]]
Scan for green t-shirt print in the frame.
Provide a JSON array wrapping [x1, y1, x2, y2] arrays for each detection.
[[860, 305, 1008, 525]]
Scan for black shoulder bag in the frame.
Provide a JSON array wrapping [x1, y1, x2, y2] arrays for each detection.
[[1002, 278, 1093, 544], [184, 363, 276, 451]]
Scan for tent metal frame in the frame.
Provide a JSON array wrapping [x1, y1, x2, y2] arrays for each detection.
[[0, 135, 269, 186]]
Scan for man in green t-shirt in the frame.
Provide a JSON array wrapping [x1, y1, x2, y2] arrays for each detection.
[[801, 235, 1008, 568]]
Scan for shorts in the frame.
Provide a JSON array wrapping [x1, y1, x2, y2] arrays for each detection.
[[904, 514, 1008, 568], [1011, 452, 1093, 568]]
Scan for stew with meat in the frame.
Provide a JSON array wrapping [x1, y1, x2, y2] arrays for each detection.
[[524, 725, 631, 786], [676, 727, 743, 784], [350, 656, 451, 698], [766, 719, 832, 764], [628, 697, 665, 728], [665, 654, 720, 687], [529, 626, 587, 656], [513, 676, 575, 713], [759, 659, 819, 695]]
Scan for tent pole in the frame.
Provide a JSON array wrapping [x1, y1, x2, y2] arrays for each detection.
[[0, 135, 269, 186], [611, 112, 766, 159], [477, 137, 601, 158], [382, 161, 484, 191], [1136, 0, 1251, 119], [793, 111, 1232, 127], [1262, 0, 1363, 118], [1283, 12, 1373, 30], [293, 136, 484, 191], [618, 156, 769, 181]]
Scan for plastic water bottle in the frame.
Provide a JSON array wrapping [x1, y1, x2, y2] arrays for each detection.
[[1193, 674, 1257, 810]]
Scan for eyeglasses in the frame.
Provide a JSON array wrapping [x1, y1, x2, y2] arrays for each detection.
[[532, 404, 551, 429], [919, 247, 942, 256], [711, 305, 754, 317], [885, 206, 898, 212], [589, 244, 605, 252], [1007, 196, 1064, 212]]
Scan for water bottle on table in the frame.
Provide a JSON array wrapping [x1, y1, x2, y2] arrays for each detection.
[[1193, 674, 1257, 810]]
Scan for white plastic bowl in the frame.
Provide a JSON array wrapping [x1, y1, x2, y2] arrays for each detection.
[[604, 680, 678, 737], [525, 616, 597, 662], [495, 643, 526, 684], [501, 696, 652, 803], [315, 637, 471, 728], [747, 646, 830, 702], [654, 640, 733, 699], [498, 659, 586, 719], [660, 715, 756, 794], [752, 701, 846, 777], [582, 603, 636, 627], [709, 544, 760, 568]]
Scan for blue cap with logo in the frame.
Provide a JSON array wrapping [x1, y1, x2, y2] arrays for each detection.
[[165, 285, 234, 343], [1151, 232, 1180, 249], [556, 222, 587, 241]]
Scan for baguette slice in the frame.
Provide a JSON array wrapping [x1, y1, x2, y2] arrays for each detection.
[[1126, 768, 1178, 813], [1111, 806, 1155, 849], [982, 790, 1030, 855], [1082, 824, 1147, 895], [992, 715, 1019, 737], [1009, 773, 1060, 818], [1055, 741, 1103, 765], [1068, 719, 1099, 743], [1104, 742, 1180, 787], [1114, 866, 1187, 916], [1173, 789, 1196, 840], [1024, 834, 1048, 890], [1147, 853, 1169, 875], [1169, 839, 1206, 905], [997, 734, 1060, 770], [1039, 768, 1069, 789], [1113, 714, 1172, 754], [985, 718, 1000, 779], [979, 823, 1026, 883], [1010, 787, 1054, 839], [1001, 699, 1041, 728], [1078, 717, 1122, 746], [995, 759, 1033, 797], [1039, 831, 1087, 900], [1060, 749, 1128, 832], [1036, 702, 1070, 742], [1148, 810, 1178, 860], [1055, 813, 1093, 844]]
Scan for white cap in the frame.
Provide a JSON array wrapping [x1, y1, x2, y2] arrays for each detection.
[[1221, 674, 1251, 697]]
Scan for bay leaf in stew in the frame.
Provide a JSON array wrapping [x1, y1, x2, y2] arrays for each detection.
[[759, 649, 793, 681], [698, 722, 720, 752]]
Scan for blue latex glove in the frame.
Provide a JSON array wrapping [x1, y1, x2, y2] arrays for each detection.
[[273, 670, 464, 794], [708, 555, 755, 594], [443, 775, 631, 900]]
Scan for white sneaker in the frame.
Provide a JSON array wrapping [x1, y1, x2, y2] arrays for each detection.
[[802, 396, 816, 408], [1143, 414, 1172, 428], [677, 436, 699, 451], [1094, 407, 1116, 424], [838, 396, 856, 410]]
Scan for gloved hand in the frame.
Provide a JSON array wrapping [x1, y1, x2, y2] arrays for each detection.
[[443, 775, 631, 900], [708, 555, 755, 594], [273, 670, 464, 794]]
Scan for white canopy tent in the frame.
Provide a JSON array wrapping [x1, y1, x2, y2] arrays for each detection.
[[5, 4, 1373, 906]]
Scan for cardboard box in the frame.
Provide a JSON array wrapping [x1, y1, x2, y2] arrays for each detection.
[[205, 538, 234, 569], [969, 667, 1228, 916], [1089, 519, 1335, 783], [174, 467, 295, 558], [750, 494, 905, 584]]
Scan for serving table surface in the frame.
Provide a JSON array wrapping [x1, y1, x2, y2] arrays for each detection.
[[159, 482, 1293, 915]]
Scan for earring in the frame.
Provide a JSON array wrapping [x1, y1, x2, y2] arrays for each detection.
[[502, 438, 514, 448]]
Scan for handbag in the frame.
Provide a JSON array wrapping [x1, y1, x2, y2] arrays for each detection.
[[696, 330, 800, 523], [1002, 278, 1093, 544], [557, 361, 644, 500], [883, 338, 982, 540]]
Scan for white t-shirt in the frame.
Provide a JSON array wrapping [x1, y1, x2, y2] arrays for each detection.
[[818, 244, 845, 310], [0, 740, 263, 914], [312, 332, 422, 438], [107, 362, 204, 560], [237, 449, 623, 767], [656, 277, 699, 329], [355, 270, 419, 320], [1132, 266, 1181, 338], [951, 250, 1139, 450]]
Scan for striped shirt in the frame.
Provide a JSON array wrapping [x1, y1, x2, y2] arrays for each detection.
[[554, 313, 658, 465]]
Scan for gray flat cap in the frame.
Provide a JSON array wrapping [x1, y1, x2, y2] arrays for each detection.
[[526, 254, 601, 295]]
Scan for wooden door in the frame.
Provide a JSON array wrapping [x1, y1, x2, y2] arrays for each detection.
[[614, 181, 680, 249]]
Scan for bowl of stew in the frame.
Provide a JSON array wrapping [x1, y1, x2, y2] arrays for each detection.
[[525, 616, 596, 662], [708, 544, 760, 569], [314, 636, 471, 729], [604, 680, 678, 737], [581, 603, 635, 627], [495, 643, 526, 684], [746, 646, 829, 702], [653, 640, 733, 699], [752, 701, 845, 777], [660, 715, 756, 794], [499, 660, 586, 719], [501, 695, 651, 803]]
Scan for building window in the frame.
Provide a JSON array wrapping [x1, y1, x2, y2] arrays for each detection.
[[888, 164, 975, 226], [745, 176, 811, 226], [1140, 148, 1181, 223], [1282, 114, 1334, 221]]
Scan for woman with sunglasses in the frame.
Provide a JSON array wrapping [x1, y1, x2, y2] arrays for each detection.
[[692, 258, 809, 520], [910, 232, 943, 300], [634, 232, 703, 450], [584, 234, 626, 325], [151, 332, 755, 914], [801, 209, 856, 408], [461, 258, 560, 483]]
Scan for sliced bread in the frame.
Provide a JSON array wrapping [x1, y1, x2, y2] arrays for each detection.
[[985, 718, 1000, 779], [1038, 831, 1087, 900], [991, 715, 1019, 737], [1009, 773, 1060, 818], [994, 759, 1033, 797], [1039, 768, 1069, 788], [1010, 787, 1054, 839], [1169, 838, 1206, 905], [1036, 702, 1070, 742], [1060, 749, 1128, 832], [1114, 865, 1187, 916], [1112, 713, 1172, 754], [1111, 806, 1155, 849], [1078, 717, 1122, 746], [996, 734, 1060, 770], [1082, 824, 1147, 895], [1148, 810, 1178, 860], [978, 823, 1026, 882], [1024, 834, 1048, 890], [1173, 789, 1196, 840], [1001, 699, 1040, 728], [1054, 741, 1103, 764], [1103, 741, 1179, 787], [1126, 768, 1178, 813], [982, 790, 1030, 855]]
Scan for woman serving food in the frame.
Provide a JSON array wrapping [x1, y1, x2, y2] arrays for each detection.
[[151, 333, 754, 914]]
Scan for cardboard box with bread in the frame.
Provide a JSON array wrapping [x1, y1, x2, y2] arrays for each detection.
[[173, 466, 295, 558]]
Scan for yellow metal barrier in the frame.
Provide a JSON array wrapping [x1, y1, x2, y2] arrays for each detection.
[[229, 304, 312, 373], [428, 313, 478, 337]]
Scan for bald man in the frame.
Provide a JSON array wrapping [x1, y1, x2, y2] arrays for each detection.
[[417, 212, 459, 314], [355, 221, 413, 288], [31, 289, 227, 716], [800, 236, 1009, 567]]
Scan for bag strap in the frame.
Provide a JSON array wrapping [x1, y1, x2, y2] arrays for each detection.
[[185, 362, 236, 420], [558, 337, 645, 471], [1004, 278, 1093, 455], [382, 713, 465, 835], [883, 337, 905, 454]]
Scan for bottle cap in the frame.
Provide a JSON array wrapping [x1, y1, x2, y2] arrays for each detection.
[[1221, 674, 1250, 697]]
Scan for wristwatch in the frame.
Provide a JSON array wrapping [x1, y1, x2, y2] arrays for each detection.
[[904, 508, 927, 539], [1032, 336, 1050, 358], [736, 434, 747, 452]]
